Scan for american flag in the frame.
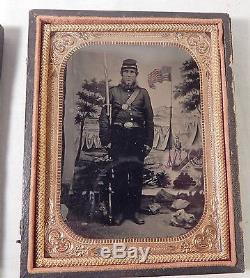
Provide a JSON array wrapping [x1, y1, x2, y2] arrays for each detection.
[[148, 66, 171, 89]]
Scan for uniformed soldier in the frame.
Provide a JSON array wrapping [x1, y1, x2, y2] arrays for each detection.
[[99, 59, 154, 225]]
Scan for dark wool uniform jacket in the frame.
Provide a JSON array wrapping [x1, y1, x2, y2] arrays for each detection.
[[99, 84, 154, 148]]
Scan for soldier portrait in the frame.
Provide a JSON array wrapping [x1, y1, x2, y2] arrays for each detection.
[[61, 44, 204, 239]]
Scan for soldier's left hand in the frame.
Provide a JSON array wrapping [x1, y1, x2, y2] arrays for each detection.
[[144, 144, 152, 157]]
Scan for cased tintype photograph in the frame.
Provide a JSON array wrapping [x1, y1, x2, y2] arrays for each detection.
[[62, 44, 203, 239], [21, 10, 244, 277]]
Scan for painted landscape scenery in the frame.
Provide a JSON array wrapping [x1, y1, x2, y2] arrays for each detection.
[[61, 45, 204, 238]]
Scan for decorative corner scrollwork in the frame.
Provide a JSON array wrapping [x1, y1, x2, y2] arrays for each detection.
[[45, 199, 73, 256], [51, 32, 101, 54], [47, 229, 72, 254], [193, 224, 217, 252], [50, 32, 101, 66], [52, 33, 75, 54], [187, 34, 210, 55]]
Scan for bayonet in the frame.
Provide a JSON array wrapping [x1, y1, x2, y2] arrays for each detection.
[[103, 52, 113, 224]]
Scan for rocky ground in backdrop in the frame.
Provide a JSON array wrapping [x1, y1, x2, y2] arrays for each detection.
[[62, 142, 204, 237]]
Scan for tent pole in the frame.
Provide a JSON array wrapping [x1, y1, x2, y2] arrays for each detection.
[[167, 79, 173, 167]]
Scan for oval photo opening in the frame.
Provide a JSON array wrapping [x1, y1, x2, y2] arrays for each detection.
[[61, 44, 204, 239]]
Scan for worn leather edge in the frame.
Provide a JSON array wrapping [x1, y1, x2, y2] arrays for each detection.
[[0, 25, 4, 79], [20, 10, 245, 278], [20, 11, 36, 278], [222, 14, 245, 273]]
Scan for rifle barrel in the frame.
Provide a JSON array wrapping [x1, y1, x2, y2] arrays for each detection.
[[103, 53, 110, 116]]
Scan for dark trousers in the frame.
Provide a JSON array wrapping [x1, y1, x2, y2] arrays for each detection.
[[110, 126, 145, 217]]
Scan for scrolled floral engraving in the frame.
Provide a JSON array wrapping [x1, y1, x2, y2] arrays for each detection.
[[47, 229, 72, 254], [52, 33, 75, 54], [45, 199, 73, 256], [187, 34, 210, 55], [193, 224, 217, 251]]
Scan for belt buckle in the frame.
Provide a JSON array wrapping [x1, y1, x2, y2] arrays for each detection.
[[124, 121, 133, 128]]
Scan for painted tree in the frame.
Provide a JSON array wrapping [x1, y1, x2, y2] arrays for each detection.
[[173, 172, 196, 189], [174, 58, 200, 113], [74, 78, 106, 164]]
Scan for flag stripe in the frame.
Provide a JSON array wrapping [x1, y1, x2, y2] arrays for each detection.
[[148, 66, 172, 88]]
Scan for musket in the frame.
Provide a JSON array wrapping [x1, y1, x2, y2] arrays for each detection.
[[103, 52, 113, 224], [104, 53, 112, 124]]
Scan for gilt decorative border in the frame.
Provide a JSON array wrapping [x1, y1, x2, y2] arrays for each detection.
[[26, 14, 237, 274]]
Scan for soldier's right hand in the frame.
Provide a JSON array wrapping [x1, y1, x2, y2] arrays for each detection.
[[105, 143, 112, 156]]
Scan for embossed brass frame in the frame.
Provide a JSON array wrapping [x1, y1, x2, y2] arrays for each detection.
[[21, 10, 244, 277]]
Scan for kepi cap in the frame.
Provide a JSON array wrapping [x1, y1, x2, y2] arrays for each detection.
[[121, 59, 138, 73]]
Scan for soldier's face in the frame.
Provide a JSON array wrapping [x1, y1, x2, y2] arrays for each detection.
[[121, 69, 137, 86]]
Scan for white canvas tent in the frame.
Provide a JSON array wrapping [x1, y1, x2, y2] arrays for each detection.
[[153, 125, 175, 151], [81, 131, 102, 150], [188, 122, 202, 150]]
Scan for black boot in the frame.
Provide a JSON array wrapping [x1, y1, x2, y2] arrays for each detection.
[[132, 212, 145, 225], [113, 213, 124, 226]]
